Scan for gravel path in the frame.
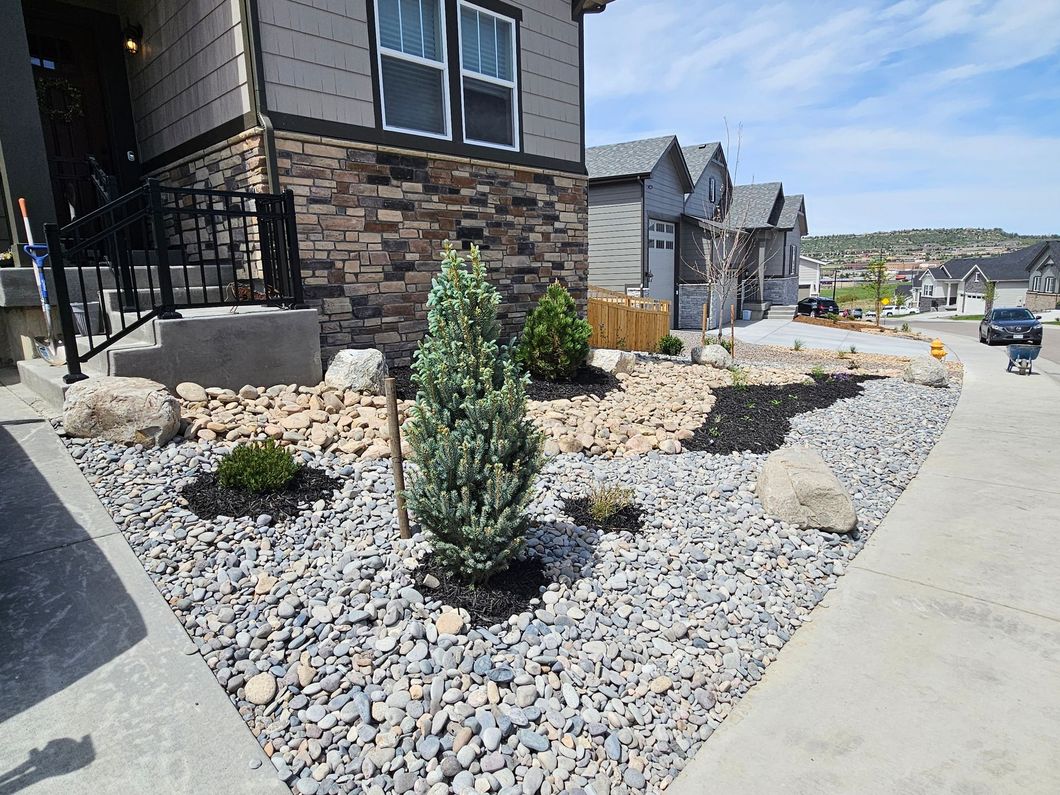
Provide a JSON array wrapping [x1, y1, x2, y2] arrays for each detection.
[[62, 372, 959, 795]]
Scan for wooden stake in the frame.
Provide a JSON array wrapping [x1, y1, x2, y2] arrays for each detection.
[[730, 304, 736, 359], [384, 377, 411, 539], [701, 300, 709, 345]]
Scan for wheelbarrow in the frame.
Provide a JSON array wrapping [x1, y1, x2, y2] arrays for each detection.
[[1006, 344, 1041, 375]]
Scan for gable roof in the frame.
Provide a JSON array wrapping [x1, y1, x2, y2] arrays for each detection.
[[727, 182, 783, 229], [942, 241, 1060, 283], [586, 135, 687, 182], [680, 142, 722, 183], [776, 194, 806, 233]]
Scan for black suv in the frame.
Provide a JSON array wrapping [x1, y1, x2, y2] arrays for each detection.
[[795, 297, 841, 317]]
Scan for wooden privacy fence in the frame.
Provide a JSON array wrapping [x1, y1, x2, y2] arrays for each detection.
[[587, 285, 671, 352]]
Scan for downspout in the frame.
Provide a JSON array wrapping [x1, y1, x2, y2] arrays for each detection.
[[239, 0, 280, 193], [640, 176, 648, 293]]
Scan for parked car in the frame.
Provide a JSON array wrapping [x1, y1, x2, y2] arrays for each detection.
[[979, 307, 1043, 346], [882, 305, 917, 317], [796, 297, 841, 317], [849, 308, 864, 320], [864, 310, 877, 322]]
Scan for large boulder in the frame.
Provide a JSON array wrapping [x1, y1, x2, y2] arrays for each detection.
[[757, 446, 857, 533], [691, 344, 733, 369], [586, 348, 636, 375], [324, 348, 387, 394], [903, 356, 948, 387], [63, 376, 180, 448]]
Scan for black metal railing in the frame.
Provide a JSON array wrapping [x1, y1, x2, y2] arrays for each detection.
[[44, 178, 304, 383]]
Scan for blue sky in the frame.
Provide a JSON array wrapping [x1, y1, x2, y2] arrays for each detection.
[[584, 0, 1060, 236]]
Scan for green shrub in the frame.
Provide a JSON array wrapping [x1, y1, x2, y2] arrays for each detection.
[[825, 312, 840, 323], [848, 344, 858, 354], [810, 365, 827, 381], [792, 338, 804, 351], [588, 484, 633, 522], [900, 322, 911, 332], [407, 242, 542, 584], [730, 366, 748, 388], [216, 440, 301, 493], [516, 282, 592, 381], [656, 334, 684, 356], [704, 334, 734, 354]]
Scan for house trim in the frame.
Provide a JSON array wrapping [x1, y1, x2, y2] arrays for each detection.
[[267, 112, 585, 175]]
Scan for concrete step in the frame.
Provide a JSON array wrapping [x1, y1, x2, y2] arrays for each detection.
[[764, 304, 798, 319]]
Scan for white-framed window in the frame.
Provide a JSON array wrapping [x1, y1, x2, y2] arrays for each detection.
[[458, 2, 519, 149], [708, 177, 717, 203], [1032, 274, 1042, 292], [923, 283, 933, 297], [1047, 276, 1057, 293], [375, 0, 450, 138]]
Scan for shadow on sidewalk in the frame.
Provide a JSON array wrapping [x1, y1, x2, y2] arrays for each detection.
[[0, 736, 95, 794], [0, 422, 145, 754]]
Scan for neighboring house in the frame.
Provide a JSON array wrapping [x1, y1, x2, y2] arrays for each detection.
[[585, 135, 694, 315], [919, 241, 1060, 314], [726, 182, 807, 309], [798, 254, 824, 298], [0, 0, 613, 367], [676, 141, 736, 331]]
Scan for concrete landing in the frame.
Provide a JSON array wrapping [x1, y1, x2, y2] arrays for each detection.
[[0, 385, 287, 794], [670, 329, 1060, 793]]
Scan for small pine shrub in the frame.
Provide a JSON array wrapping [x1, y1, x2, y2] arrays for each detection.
[[792, 338, 804, 351], [588, 484, 633, 522], [516, 282, 592, 381], [825, 312, 841, 323], [217, 441, 301, 493], [407, 242, 542, 584], [656, 334, 684, 356]]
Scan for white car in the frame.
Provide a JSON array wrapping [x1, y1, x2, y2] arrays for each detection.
[[864, 310, 878, 321], [882, 305, 917, 317]]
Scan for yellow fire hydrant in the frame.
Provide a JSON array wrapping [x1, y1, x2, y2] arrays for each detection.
[[930, 339, 947, 360]]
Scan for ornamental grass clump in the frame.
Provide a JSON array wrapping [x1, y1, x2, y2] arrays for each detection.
[[216, 440, 301, 494], [406, 242, 542, 584], [588, 484, 634, 522], [515, 282, 591, 381]]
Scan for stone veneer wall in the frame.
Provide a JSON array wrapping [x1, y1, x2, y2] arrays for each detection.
[[763, 275, 798, 306], [1026, 291, 1059, 313], [274, 132, 588, 366], [150, 130, 269, 192]]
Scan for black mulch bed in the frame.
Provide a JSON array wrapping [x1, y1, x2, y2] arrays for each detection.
[[390, 365, 620, 402], [181, 466, 341, 521], [564, 496, 644, 534], [683, 373, 883, 455], [417, 556, 549, 628]]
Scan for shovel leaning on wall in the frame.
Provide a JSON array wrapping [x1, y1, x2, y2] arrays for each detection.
[[18, 197, 66, 365]]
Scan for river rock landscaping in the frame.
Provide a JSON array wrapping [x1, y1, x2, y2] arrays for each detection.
[[60, 352, 961, 795]]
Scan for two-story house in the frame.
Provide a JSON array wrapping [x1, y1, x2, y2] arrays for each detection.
[[0, 0, 614, 367], [919, 241, 1060, 314]]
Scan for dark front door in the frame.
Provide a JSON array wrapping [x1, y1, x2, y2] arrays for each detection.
[[24, 1, 139, 224]]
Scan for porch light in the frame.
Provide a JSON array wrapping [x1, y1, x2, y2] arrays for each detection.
[[123, 24, 142, 55]]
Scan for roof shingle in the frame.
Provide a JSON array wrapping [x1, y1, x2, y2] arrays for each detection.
[[726, 182, 783, 229], [680, 142, 721, 183], [586, 136, 678, 180]]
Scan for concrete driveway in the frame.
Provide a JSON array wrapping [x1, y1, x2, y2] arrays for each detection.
[[728, 317, 932, 357]]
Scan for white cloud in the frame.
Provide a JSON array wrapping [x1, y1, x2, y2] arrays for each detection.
[[584, 0, 1060, 234]]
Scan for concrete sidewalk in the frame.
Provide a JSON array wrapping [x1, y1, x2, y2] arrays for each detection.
[[0, 383, 286, 794], [671, 329, 1060, 794]]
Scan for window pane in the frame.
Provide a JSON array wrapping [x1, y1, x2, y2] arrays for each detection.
[[464, 76, 513, 145], [380, 0, 442, 62], [461, 6, 513, 81], [382, 55, 445, 134]]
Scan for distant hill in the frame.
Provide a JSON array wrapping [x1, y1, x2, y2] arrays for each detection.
[[802, 228, 1058, 265]]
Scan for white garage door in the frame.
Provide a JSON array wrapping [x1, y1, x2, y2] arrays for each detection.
[[961, 291, 985, 315], [646, 219, 675, 304]]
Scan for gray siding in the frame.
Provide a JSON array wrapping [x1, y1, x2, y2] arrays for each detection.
[[256, 0, 582, 165], [644, 149, 686, 222], [520, 0, 581, 163], [127, 0, 250, 162], [588, 181, 643, 290], [684, 158, 727, 221], [258, 0, 375, 126]]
